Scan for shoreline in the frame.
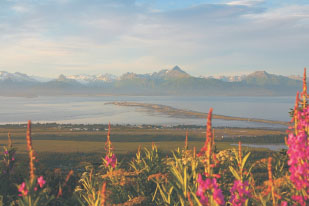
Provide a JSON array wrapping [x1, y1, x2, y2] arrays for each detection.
[[106, 101, 289, 127]]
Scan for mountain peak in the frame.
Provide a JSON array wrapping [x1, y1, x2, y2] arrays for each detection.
[[120, 72, 139, 80], [0, 71, 37, 82], [171, 65, 183, 72], [57, 74, 67, 81], [248, 71, 270, 78], [66, 74, 116, 83], [167, 66, 190, 78]]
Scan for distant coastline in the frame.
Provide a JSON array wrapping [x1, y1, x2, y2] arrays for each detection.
[[106, 101, 289, 127]]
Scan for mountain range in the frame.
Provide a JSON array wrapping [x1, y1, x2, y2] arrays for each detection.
[[0, 66, 302, 97]]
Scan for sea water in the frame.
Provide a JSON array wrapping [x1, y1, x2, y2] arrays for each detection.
[[0, 95, 294, 128]]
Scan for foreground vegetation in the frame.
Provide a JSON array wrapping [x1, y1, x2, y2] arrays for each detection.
[[0, 69, 308, 205]]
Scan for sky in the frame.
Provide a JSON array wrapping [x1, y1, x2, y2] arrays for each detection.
[[0, 0, 308, 78]]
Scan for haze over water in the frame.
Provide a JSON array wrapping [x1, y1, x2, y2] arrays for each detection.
[[0, 95, 294, 128]]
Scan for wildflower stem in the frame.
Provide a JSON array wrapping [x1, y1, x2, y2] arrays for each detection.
[[205, 108, 213, 175], [239, 141, 243, 179], [8, 132, 12, 148], [185, 130, 188, 150], [100, 182, 106, 206], [301, 68, 307, 108], [107, 122, 111, 155], [26, 120, 35, 183], [268, 157, 276, 206]]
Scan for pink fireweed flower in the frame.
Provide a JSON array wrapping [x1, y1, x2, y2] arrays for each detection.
[[37, 176, 46, 188], [287, 109, 309, 189], [196, 173, 225, 206], [105, 154, 117, 168], [229, 180, 250, 206], [292, 195, 308, 206], [280, 201, 288, 206], [286, 86, 309, 206], [18, 182, 28, 196]]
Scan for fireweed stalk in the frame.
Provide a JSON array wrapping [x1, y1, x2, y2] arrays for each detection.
[[268, 157, 276, 206], [104, 123, 117, 169], [286, 68, 309, 206], [205, 108, 213, 175], [185, 130, 188, 150], [105, 123, 112, 155], [26, 120, 36, 183], [196, 108, 225, 205], [238, 142, 242, 177], [229, 142, 251, 206], [17, 121, 53, 205], [197, 108, 215, 172], [57, 169, 74, 198], [100, 182, 106, 206], [8, 132, 12, 148], [3, 132, 16, 175], [301, 68, 307, 108]]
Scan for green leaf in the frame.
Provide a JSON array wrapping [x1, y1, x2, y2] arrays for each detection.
[[190, 192, 203, 206], [152, 186, 158, 202], [229, 166, 241, 180], [184, 166, 187, 197], [241, 152, 251, 169]]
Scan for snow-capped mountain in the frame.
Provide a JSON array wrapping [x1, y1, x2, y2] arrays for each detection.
[[151, 65, 191, 79], [206, 71, 287, 83], [0, 71, 38, 82], [120, 66, 191, 80], [0, 67, 302, 97], [66, 74, 117, 84], [288, 75, 302, 81], [206, 74, 247, 82], [30, 75, 53, 82]]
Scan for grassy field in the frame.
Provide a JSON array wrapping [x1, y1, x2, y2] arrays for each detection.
[[1, 124, 279, 172], [0, 124, 285, 154]]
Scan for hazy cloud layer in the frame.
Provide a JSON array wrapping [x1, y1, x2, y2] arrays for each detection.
[[0, 0, 308, 77]]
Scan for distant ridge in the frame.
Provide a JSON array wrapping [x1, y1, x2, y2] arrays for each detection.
[[120, 65, 191, 81], [0, 71, 38, 83], [0, 66, 302, 97], [152, 65, 191, 79], [67, 74, 116, 84]]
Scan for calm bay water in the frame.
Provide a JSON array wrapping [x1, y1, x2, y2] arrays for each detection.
[[230, 143, 288, 151], [0, 96, 295, 128]]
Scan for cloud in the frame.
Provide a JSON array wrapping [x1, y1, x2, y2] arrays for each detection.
[[0, 0, 308, 77], [226, 0, 264, 7], [11, 5, 30, 13]]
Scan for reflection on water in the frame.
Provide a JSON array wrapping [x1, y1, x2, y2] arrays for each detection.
[[230, 143, 288, 151], [0, 96, 294, 128]]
